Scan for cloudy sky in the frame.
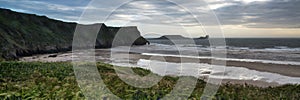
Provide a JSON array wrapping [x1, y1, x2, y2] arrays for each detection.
[[0, 0, 299, 38]]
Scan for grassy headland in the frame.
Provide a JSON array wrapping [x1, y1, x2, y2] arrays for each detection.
[[0, 8, 148, 60], [0, 62, 299, 99]]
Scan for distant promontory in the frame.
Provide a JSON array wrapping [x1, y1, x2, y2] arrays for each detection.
[[147, 35, 209, 40], [0, 8, 148, 60]]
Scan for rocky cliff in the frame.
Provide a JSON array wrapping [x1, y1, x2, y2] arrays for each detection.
[[0, 8, 148, 60]]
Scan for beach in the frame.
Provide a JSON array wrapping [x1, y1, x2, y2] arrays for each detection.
[[20, 42, 300, 87]]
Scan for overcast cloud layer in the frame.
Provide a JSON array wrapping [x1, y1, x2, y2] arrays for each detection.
[[0, 0, 299, 29]]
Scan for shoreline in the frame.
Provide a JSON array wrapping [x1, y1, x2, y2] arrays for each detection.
[[109, 51, 300, 77], [19, 49, 300, 87], [141, 56, 300, 77]]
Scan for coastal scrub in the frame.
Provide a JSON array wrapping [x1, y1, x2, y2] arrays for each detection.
[[0, 62, 299, 99]]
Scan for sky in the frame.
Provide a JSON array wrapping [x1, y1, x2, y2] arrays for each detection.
[[0, 0, 299, 38]]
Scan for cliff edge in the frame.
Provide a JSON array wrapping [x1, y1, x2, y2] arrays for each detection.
[[0, 8, 148, 60]]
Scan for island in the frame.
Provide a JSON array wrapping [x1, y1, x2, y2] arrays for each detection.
[[147, 35, 209, 40]]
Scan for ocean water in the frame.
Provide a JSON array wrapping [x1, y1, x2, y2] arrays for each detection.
[[21, 38, 300, 84], [146, 38, 300, 62], [149, 38, 300, 49], [108, 38, 300, 84]]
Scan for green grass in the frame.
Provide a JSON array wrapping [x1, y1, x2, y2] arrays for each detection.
[[0, 62, 299, 99]]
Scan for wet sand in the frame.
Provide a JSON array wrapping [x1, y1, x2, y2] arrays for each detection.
[[137, 56, 300, 77], [110, 52, 300, 77]]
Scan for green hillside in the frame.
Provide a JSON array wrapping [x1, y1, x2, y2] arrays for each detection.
[[0, 8, 148, 60]]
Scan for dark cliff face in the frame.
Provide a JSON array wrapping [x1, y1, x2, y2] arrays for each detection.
[[158, 35, 188, 40], [0, 8, 148, 60]]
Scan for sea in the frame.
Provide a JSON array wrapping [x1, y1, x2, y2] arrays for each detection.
[[21, 38, 300, 85], [147, 38, 300, 62], [110, 38, 300, 84]]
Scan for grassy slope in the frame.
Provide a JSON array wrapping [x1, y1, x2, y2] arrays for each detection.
[[0, 8, 76, 60], [0, 62, 299, 99], [0, 8, 148, 60]]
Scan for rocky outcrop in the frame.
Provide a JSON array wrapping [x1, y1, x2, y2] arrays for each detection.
[[0, 8, 148, 60], [158, 35, 188, 40], [147, 35, 209, 40]]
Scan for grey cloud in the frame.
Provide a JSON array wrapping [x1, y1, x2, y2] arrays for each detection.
[[104, 0, 211, 26], [106, 0, 300, 28], [215, 0, 300, 28], [1, 0, 299, 28]]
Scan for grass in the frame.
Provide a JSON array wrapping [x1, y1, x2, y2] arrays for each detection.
[[0, 61, 299, 99]]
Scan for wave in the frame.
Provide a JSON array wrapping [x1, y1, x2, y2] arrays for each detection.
[[150, 43, 300, 52], [141, 53, 300, 65]]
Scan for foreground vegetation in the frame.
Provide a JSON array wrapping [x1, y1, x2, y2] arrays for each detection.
[[0, 62, 299, 99]]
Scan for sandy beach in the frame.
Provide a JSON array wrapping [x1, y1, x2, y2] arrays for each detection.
[[20, 48, 300, 87]]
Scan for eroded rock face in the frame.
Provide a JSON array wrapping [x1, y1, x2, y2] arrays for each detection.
[[0, 8, 148, 60], [73, 24, 149, 49]]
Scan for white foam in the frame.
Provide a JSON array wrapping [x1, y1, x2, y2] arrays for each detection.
[[150, 43, 300, 52], [141, 53, 300, 65]]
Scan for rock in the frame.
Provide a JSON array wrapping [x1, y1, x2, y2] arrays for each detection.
[[48, 54, 58, 58]]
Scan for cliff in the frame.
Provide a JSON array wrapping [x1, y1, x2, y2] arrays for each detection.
[[194, 35, 209, 39], [158, 35, 188, 40], [0, 8, 148, 60]]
